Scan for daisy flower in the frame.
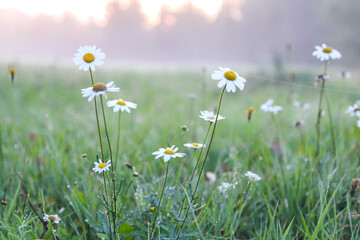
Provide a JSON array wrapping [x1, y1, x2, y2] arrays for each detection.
[[73, 45, 105, 71], [293, 101, 310, 109], [346, 104, 360, 117], [43, 214, 61, 224], [107, 99, 137, 113], [260, 99, 283, 114], [339, 71, 352, 79], [81, 81, 120, 102], [218, 182, 235, 193], [204, 172, 216, 185], [93, 159, 111, 173], [211, 67, 246, 93], [199, 110, 226, 123], [244, 171, 261, 181], [312, 44, 341, 61], [152, 145, 186, 163], [183, 142, 205, 149]]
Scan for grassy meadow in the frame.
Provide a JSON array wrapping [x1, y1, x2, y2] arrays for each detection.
[[1, 62, 360, 239]]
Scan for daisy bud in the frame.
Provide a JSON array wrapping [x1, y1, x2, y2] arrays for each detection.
[[294, 120, 304, 129], [1, 200, 7, 206], [81, 154, 87, 158], [133, 172, 139, 177], [181, 125, 189, 132], [314, 74, 330, 87], [9, 68, 15, 84], [247, 107, 255, 122], [124, 162, 133, 170]]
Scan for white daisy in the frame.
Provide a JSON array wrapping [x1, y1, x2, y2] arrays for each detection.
[[107, 99, 137, 113], [211, 67, 246, 93], [260, 99, 283, 114], [199, 110, 226, 123], [43, 214, 61, 224], [293, 101, 310, 109], [93, 159, 111, 173], [218, 182, 235, 193], [73, 45, 105, 71], [81, 81, 120, 102], [312, 43, 341, 61], [183, 142, 205, 149], [152, 145, 186, 163], [244, 171, 261, 181], [346, 104, 360, 117]]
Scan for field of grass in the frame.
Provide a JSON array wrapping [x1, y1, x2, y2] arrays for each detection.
[[1, 63, 360, 239]]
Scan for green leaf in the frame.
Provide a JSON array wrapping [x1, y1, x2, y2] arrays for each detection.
[[119, 223, 134, 240], [97, 211, 110, 237]]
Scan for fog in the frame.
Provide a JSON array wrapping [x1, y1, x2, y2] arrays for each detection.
[[1, 0, 359, 66]]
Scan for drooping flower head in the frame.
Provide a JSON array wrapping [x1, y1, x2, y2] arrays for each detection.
[[312, 44, 341, 61], [152, 145, 186, 163], [211, 67, 246, 93], [81, 81, 120, 102], [73, 45, 105, 71], [43, 214, 61, 224], [183, 142, 205, 149], [199, 110, 225, 123], [93, 159, 111, 173], [107, 99, 137, 113], [260, 99, 283, 114]]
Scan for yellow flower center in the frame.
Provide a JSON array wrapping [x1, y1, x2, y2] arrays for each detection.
[[224, 71, 237, 81], [48, 215, 56, 222], [93, 82, 107, 92], [117, 100, 126, 105], [83, 53, 95, 63], [150, 207, 155, 212], [248, 107, 255, 114], [10, 68, 16, 74], [192, 143, 199, 147], [209, 116, 216, 120], [323, 47, 333, 53], [355, 108, 360, 112], [98, 163, 107, 168], [164, 148, 175, 154]]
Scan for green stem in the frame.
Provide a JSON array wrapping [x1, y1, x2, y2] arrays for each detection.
[[324, 93, 336, 156], [105, 172, 116, 238], [121, 176, 135, 217], [150, 161, 170, 238], [176, 86, 226, 239], [115, 111, 122, 171]]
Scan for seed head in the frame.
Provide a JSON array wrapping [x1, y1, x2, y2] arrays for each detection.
[[133, 172, 139, 177]]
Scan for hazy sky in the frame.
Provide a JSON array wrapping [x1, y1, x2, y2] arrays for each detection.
[[0, 0, 235, 26]]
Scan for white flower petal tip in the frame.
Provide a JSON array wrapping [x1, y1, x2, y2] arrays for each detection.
[[260, 99, 283, 114], [73, 45, 105, 71], [211, 67, 246, 93]]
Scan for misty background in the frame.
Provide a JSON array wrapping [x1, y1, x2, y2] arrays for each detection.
[[1, 0, 359, 66]]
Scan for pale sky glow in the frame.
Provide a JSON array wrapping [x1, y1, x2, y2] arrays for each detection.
[[0, 0, 229, 26]]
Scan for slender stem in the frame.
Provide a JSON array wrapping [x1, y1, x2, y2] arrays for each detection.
[[176, 86, 226, 239], [115, 111, 122, 171], [315, 60, 328, 157], [102, 173, 112, 238], [99, 95, 113, 167], [324, 92, 336, 156], [150, 161, 170, 238], [105, 172, 116, 239], [121, 176, 135, 217]]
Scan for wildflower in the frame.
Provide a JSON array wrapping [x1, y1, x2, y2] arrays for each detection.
[[260, 99, 283, 114], [293, 101, 310, 109], [152, 145, 186, 163], [81, 81, 120, 102], [247, 107, 255, 121], [73, 45, 105, 71], [183, 142, 205, 149], [294, 120, 305, 128], [211, 67, 246, 93], [9, 68, 15, 84], [133, 172, 139, 177], [1, 200, 7, 206], [218, 182, 234, 193], [43, 214, 61, 224], [204, 172, 216, 185], [92, 159, 111, 173], [150, 207, 155, 212], [244, 171, 261, 181], [339, 71, 352, 79], [107, 99, 137, 113], [199, 110, 225, 123], [346, 104, 360, 117], [312, 43, 341, 61]]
